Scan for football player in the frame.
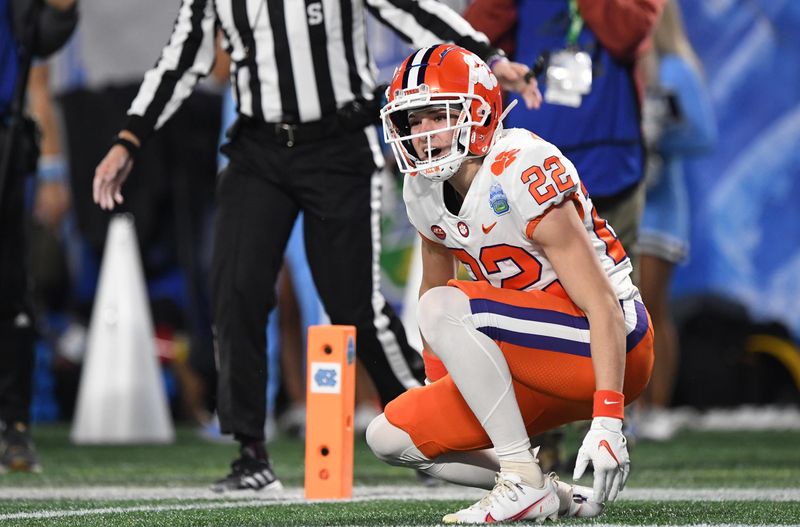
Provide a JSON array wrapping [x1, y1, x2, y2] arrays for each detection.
[[366, 45, 654, 524]]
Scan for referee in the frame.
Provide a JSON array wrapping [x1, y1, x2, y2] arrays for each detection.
[[93, 0, 541, 492]]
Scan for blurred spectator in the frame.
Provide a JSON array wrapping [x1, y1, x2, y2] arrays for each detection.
[[464, 0, 664, 470], [465, 0, 664, 273], [50, 0, 227, 421], [635, 0, 716, 441], [668, 1, 800, 339], [0, 0, 77, 472]]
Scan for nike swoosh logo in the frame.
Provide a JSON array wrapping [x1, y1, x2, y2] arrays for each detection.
[[604, 399, 621, 405], [598, 439, 621, 466], [482, 222, 497, 234]]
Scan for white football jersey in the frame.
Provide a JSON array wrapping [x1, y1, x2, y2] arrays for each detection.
[[404, 128, 640, 301]]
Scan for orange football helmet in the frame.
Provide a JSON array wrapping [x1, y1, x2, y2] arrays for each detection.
[[381, 44, 504, 182]]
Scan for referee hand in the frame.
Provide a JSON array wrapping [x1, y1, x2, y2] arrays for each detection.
[[93, 144, 133, 210], [491, 58, 542, 110]]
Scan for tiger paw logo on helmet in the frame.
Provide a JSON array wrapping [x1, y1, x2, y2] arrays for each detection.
[[380, 44, 506, 183], [462, 51, 498, 92]]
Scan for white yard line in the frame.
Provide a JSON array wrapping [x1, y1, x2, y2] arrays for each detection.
[[2, 485, 800, 502], [0, 484, 799, 522], [1, 498, 789, 527]]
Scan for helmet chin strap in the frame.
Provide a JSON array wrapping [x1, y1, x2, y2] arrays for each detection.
[[497, 99, 518, 126], [417, 154, 464, 182], [435, 158, 463, 181]]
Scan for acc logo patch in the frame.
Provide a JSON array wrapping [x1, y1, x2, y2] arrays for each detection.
[[310, 362, 341, 394], [431, 225, 446, 240], [457, 221, 470, 237], [489, 182, 511, 216]]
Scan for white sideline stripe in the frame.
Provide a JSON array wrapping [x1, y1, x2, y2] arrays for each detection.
[[1, 485, 799, 522]]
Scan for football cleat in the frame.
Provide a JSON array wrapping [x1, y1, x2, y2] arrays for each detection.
[[550, 473, 604, 518], [442, 472, 559, 524], [0, 422, 42, 473], [210, 447, 283, 493]]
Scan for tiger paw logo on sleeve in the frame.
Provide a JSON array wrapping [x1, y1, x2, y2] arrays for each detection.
[[491, 149, 520, 176]]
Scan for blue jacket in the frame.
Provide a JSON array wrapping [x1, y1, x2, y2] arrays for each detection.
[[507, 0, 645, 198], [1, 0, 17, 116]]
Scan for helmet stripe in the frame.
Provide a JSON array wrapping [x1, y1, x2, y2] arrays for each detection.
[[401, 48, 426, 89], [402, 45, 439, 89], [416, 44, 441, 87]]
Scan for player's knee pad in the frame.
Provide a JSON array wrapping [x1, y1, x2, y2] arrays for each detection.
[[365, 413, 406, 463], [417, 286, 472, 351], [366, 414, 432, 469]]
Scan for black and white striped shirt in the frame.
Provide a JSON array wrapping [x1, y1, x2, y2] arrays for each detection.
[[124, 0, 499, 143]]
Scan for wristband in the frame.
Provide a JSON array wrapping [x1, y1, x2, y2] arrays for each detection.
[[486, 53, 507, 70], [112, 134, 140, 157], [37, 154, 67, 182], [592, 390, 625, 420]]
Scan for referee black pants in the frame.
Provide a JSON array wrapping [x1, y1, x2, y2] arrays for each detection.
[[212, 120, 425, 440]]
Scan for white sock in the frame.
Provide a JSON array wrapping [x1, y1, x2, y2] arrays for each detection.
[[417, 287, 543, 487]]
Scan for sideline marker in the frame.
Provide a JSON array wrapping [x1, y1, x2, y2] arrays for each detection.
[[304, 325, 356, 499], [71, 214, 174, 444]]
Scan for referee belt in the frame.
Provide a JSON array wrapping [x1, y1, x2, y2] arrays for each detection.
[[247, 113, 341, 148]]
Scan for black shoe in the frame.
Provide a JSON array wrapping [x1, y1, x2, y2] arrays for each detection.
[[0, 422, 42, 473], [210, 448, 283, 493]]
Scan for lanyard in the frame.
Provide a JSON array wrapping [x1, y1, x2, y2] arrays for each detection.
[[566, 0, 584, 46]]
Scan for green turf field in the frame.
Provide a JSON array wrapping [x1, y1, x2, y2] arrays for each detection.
[[1, 424, 798, 525]]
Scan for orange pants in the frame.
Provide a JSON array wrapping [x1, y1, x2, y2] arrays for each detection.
[[385, 280, 654, 459]]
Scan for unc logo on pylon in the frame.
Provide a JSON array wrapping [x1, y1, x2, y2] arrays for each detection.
[[310, 362, 342, 394]]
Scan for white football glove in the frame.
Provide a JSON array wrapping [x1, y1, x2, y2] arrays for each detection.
[[572, 416, 630, 503]]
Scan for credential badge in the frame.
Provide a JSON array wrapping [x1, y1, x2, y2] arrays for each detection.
[[489, 182, 510, 216]]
